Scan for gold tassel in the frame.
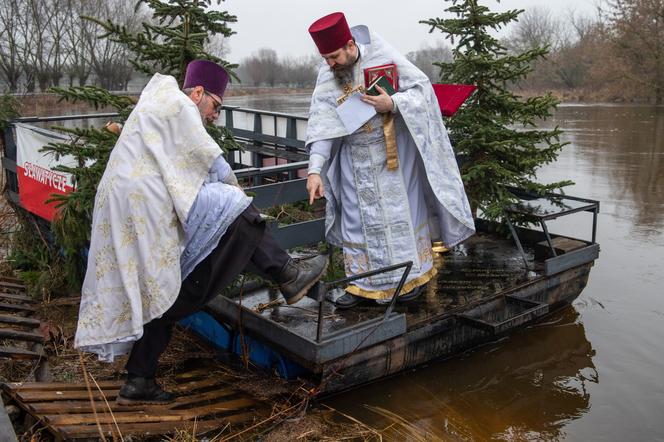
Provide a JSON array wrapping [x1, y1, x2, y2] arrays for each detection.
[[382, 113, 399, 170]]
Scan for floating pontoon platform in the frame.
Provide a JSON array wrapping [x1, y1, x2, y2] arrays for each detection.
[[193, 188, 600, 394]]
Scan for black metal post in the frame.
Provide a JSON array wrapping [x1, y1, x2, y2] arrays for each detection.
[[315, 283, 326, 342], [505, 216, 531, 270], [253, 114, 263, 185], [592, 207, 598, 244], [383, 262, 413, 320], [540, 220, 557, 257], [314, 260, 413, 343], [286, 117, 298, 181]]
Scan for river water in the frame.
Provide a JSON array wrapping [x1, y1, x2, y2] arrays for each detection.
[[226, 95, 664, 441]]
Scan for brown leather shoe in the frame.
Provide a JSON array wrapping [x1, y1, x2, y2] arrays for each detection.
[[278, 255, 328, 304]]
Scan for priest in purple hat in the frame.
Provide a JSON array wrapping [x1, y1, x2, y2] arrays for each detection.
[[74, 59, 327, 405]]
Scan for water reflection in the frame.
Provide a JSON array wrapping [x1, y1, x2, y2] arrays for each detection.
[[224, 92, 312, 116], [541, 105, 664, 236], [325, 308, 596, 441]]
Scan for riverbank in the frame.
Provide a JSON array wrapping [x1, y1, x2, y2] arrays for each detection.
[[12, 87, 658, 119], [10, 87, 314, 118]]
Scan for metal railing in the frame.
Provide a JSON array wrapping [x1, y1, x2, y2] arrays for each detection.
[[1, 105, 310, 200]]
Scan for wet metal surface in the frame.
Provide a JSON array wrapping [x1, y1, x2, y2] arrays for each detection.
[[226, 233, 541, 342]]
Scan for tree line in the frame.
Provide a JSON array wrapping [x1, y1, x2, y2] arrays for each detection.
[[505, 2, 664, 104], [196, 0, 664, 104], [0, 0, 151, 93], [2, 0, 662, 103]]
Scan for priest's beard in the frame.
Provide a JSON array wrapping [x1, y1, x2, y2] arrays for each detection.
[[332, 62, 355, 87]]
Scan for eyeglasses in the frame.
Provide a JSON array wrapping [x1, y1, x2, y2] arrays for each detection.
[[203, 90, 223, 113]]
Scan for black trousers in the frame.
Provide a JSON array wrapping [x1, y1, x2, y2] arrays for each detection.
[[125, 205, 290, 378]]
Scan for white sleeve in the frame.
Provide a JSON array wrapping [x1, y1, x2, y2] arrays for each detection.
[[308, 139, 333, 175], [208, 154, 232, 183]]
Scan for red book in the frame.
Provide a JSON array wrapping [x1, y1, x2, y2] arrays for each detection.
[[432, 84, 476, 117], [364, 64, 398, 92]]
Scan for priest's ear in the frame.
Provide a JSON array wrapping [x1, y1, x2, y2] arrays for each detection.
[[184, 85, 205, 104], [345, 39, 356, 51]]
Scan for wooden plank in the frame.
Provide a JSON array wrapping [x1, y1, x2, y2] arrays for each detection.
[[170, 376, 229, 392], [0, 346, 43, 360], [27, 389, 239, 414], [535, 236, 588, 260], [168, 387, 240, 408], [44, 398, 257, 425], [0, 302, 36, 313], [0, 328, 44, 343], [12, 378, 235, 402], [6, 376, 225, 394], [0, 281, 26, 290], [4, 380, 124, 392], [0, 314, 41, 327], [27, 400, 150, 415], [0, 276, 23, 284], [0, 293, 34, 303], [173, 366, 222, 380], [46, 411, 194, 426], [57, 411, 257, 439], [14, 388, 120, 402]]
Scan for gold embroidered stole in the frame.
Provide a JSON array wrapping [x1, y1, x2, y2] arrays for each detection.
[[337, 82, 399, 171]]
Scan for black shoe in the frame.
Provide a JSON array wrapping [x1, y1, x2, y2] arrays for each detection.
[[278, 255, 328, 305], [397, 285, 424, 303], [334, 293, 367, 310], [117, 375, 176, 405]]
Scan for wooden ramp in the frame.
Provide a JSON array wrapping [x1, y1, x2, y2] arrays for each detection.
[[2, 367, 270, 440], [0, 279, 46, 362]]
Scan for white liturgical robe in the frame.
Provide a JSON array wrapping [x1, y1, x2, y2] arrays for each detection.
[[306, 26, 475, 299]]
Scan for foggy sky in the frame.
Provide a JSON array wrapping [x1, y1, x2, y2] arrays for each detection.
[[221, 0, 598, 62]]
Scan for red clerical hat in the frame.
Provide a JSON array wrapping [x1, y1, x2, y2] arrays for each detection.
[[308, 12, 353, 54], [183, 59, 229, 97]]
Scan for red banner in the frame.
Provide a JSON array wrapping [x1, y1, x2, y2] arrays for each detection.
[[15, 124, 74, 221]]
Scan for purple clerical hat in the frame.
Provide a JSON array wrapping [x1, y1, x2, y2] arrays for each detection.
[[183, 59, 229, 97]]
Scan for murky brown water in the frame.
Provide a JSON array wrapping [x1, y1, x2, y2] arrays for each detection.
[[226, 96, 664, 440]]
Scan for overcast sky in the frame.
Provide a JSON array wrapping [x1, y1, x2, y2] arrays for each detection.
[[221, 0, 599, 62]]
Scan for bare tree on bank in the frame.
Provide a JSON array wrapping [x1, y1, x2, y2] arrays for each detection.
[[602, 0, 664, 104], [406, 41, 453, 81], [0, 0, 22, 91], [0, 0, 142, 93], [505, 7, 583, 90], [238, 49, 318, 87]]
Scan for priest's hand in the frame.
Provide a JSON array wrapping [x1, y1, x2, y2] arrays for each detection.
[[361, 85, 393, 113], [307, 173, 325, 205]]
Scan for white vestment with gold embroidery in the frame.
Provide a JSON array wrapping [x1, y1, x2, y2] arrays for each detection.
[[306, 27, 476, 299], [74, 74, 227, 361]]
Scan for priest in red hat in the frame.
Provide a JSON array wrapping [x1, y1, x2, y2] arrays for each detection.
[[75, 59, 328, 404], [305, 13, 475, 309]]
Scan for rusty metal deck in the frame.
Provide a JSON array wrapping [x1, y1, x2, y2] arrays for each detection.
[[206, 232, 548, 370]]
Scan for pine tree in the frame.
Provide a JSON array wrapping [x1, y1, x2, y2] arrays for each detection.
[[41, 0, 240, 289], [421, 0, 572, 221]]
